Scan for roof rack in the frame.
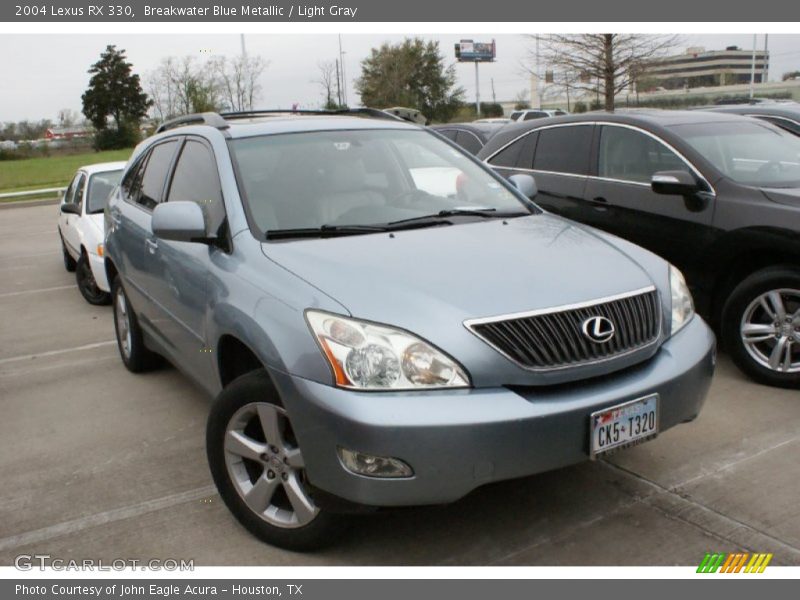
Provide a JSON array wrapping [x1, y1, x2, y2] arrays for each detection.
[[153, 107, 408, 134], [155, 112, 229, 134]]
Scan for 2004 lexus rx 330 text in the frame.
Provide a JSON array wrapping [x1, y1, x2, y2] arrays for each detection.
[[104, 109, 716, 550]]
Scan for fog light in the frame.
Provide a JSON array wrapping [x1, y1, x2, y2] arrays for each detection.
[[337, 447, 413, 478]]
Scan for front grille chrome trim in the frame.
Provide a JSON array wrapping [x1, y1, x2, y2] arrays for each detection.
[[464, 286, 662, 372]]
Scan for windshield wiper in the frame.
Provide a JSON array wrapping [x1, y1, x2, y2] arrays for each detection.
[[387, 208, 529, 226], [266, 224, 389, 240]]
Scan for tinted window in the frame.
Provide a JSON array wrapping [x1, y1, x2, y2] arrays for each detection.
[[139, 140, 178, 210], [488, 137, 524, 168], [168, 140, 226, 235], [86, 170, 122, 214], [64, 173, 81, 204], [510, 111, 523, 121], [455, 130, 483, 155], [121, 154, 147, 203], [598, 126, 686, 184], [757, 116, 800, 136], [436, 129, 458, 142], [73, 174, 87, 210], [533, 125, 592, 175], [523, 111, 547, 121]]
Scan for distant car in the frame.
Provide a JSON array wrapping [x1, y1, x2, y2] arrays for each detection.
[[474, 117, 511, 124], [58, 162, 126, 305], [510, 109, 569, 122], [478, 109, 800, 387], [702, 102, 800, 135], [429, 122, 506, 155], [382, 107, 427, 125]]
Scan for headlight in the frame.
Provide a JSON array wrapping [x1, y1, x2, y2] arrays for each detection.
[[305, 310, 470, 390], [669, 264, 694, 335]]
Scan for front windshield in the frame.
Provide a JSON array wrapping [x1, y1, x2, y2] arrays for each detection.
[[86, 170, 123, 213], [673, 120, 800, 188], [230, 128, 531, 234]]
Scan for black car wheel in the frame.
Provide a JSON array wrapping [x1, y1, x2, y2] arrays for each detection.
[[207, 369, 347, 551], [722, 266, 800, 388], [76, 252, 111, 305], [111, 276, 160, 372], [61, 236, 77, 272]]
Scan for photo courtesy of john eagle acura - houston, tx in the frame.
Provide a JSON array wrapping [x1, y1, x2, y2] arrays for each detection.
[[103, 109, 715, 550]]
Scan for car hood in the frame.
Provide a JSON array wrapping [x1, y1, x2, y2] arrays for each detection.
[[261, 214, 664, 385], [263, 213, 655, 320], [761, 186, 800, 208]]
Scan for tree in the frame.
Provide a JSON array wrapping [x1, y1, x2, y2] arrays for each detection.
[[315, 60, 341, 109], [82, 45, 151, 148], [211, 54, 267, 112], [355, 38, 464, 122], [527, 34, 677, 111]]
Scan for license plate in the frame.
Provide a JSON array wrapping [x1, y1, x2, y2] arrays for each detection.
[[590, 394, 659, 458]]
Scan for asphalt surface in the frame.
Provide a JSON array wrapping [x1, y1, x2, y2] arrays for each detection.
[[1, 202, 799, 566]]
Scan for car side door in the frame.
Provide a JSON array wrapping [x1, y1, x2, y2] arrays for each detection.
[[583, 124, 716, 277], [58, 173, 81, 255], [148, 137, 227, 389], [486, 124, 593, 222], [62, 172, 87, 256], [115, 139, 180, 325]]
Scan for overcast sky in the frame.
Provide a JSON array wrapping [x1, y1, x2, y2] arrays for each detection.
[[1, 33, 800, 122]]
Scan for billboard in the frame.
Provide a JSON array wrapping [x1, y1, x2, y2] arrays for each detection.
[[455, 39, 496, 62]]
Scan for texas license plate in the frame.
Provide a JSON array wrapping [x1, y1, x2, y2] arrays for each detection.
[[590, 394, 659, 458]]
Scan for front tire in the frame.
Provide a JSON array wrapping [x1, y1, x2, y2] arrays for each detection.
[[111, 276, 159, 372], [76, 252, 110, 305], [207, 370, 347, 551], [721, 266, 800, 388]]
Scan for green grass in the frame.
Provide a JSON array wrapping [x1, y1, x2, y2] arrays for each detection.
[[0, 148, 133, 195]]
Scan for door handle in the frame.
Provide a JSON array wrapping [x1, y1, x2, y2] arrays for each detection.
[[588, 196, 608, 210], [145, 238, 158, 254]]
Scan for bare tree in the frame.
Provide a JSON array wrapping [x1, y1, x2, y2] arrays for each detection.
[[56, 109, 81, 128], [212, 54, 268, 112], [526, 34, 678, 111], [147, 55, 230, 120], [314, 60, 339, 109]]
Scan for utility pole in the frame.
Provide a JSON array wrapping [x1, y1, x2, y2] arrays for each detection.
[[750, 34, 757, 101], [491, 78, 496, 103], [763, 33, 769, 83], [335, 58, 342, 107], [475, 61, 481, 117], [338, 34, 347, 107]]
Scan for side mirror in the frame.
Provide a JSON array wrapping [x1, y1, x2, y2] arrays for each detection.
[[152, 201, 208, 243], [508, 174, 538, 198], [60, 203, 81, 215], [651, 170, 699, 196]]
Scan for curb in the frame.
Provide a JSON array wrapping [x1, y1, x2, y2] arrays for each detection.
[[0, 198, 60, 210]]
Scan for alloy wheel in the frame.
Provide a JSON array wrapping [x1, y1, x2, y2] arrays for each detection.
[[115, 289, 132, 359], [223, 402, 318, 528], [740, 288, 800, 373]]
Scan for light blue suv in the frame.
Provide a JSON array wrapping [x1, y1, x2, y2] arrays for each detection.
[[104, 109, 716, 550]]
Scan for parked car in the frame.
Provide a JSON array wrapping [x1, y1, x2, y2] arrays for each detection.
[[474, 117, 512, 124], [510, 108, 569, 122], [702, 102, 800, 136], [429, 122, 506, 155], [105, 109, 714, 550], [58, 162, 126, 304], [478, 110, 800, 387]]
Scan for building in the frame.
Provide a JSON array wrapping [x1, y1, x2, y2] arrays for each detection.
[[644, 46, 769, 90], [45, 126, 91, 140]]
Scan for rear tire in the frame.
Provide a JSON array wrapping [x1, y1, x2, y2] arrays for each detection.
[[207, 370, 348, 551], [76, 252, 111, 305], [721, 266, 800, 388], [111, 276, 159, 373]]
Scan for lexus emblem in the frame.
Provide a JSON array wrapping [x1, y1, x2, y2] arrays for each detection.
[[582, 316, 615, 344]]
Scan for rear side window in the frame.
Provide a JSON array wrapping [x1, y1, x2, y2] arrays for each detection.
[[455, 130, 483, 155], [533, 125, 592, 175], [436, 128, 458, 142], [523, 111, 547, 121], [138, 140, 178, 210], [168, 140, 226, 236]]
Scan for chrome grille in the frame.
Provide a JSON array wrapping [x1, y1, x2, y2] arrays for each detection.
[[466, 288, 661, 370]]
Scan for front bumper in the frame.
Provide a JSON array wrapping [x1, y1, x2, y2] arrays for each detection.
[[271, 315, 715, 507], [88, 252, 109, 292]]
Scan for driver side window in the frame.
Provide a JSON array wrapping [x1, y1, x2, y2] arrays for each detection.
[[598, 126, 687, 184]]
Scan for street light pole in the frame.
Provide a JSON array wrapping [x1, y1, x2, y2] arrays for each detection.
[[750, 33, 757, 101], [475, 61, 481, 117]]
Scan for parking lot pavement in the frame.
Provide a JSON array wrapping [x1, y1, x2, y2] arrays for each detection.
[[1, 203, 799, 566]]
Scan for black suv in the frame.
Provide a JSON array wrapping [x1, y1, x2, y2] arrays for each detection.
[[477, 110, 800, 387]]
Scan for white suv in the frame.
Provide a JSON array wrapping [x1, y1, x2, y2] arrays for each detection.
[[509, 109, 569, 121], [58, 162, 125, 304]]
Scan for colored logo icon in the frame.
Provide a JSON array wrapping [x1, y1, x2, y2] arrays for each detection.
[[697, 552, 773, 573]]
